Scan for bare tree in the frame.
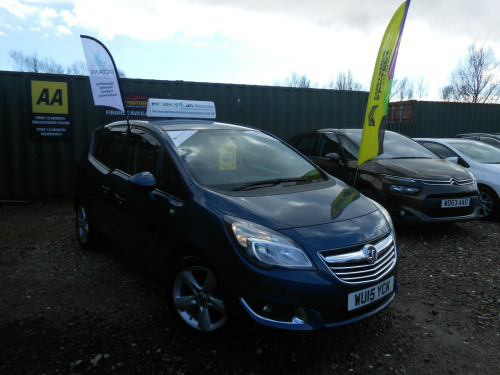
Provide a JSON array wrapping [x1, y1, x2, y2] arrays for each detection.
[[390, 77, 414, 101], [9, 50, 64, 74], [443, 39, 500, 103], [275, 72, 317, 88], [66, 61, 88, 75], [9, 50, 127, 77], [324, 69, 363, 91], [439, 85, 456, 101], [415, 76, 429, 99]]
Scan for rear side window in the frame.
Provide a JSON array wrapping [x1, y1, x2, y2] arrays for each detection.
[[92, 127, 127, 169]]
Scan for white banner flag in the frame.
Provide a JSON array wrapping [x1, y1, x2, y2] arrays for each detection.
[[80, 35, 124, 112]]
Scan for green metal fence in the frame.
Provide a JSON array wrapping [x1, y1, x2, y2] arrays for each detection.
[[1, 71, 499, 200], [0, 71, 368, 199]]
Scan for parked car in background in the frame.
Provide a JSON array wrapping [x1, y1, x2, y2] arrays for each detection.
[[455, 133, 500, 149], [74, 105, 399, 334], [289, 129, 479, 224], [416, 138, 500, 221]]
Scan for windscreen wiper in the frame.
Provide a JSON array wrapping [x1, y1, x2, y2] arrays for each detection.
[[232, 177, 307, 191]]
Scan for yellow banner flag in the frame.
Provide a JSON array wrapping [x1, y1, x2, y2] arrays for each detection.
[[358, 1, 411, 166]]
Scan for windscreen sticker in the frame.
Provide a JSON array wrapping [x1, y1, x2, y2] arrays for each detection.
[[219, 140, 237, 170], [244, 130, 274, 140], [167, 130, 197, 147]]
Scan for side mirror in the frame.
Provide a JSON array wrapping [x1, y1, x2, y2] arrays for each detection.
[[446, 156, 459, 164], [325, 152, 341, 161], [129, 171, 157, 192]]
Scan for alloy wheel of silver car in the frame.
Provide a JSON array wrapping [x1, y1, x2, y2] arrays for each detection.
[[478, 188, 494, 218], [172, 264, 228, 332]]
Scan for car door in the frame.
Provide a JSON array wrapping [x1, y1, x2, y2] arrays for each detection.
[[108, 127, 187, 270], [86, 126, 128, 236]]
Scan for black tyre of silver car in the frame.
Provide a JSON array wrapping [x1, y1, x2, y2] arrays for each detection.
[[478, 185, 499, 220], [75, 204, 97, 249], [170, 257, 228, 333]]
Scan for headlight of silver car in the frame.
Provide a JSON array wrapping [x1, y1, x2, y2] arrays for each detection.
[[224, 215, 315, 270]]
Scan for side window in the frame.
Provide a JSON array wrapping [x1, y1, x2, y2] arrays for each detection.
[[420, 142, 456, 159], [157, 151, 187, 199], [338, 135, 359, 160], [295, 134, 319, 156], [91, 127, 127, 169], [319, 133, 341, 157], [123, 131, 160, 176], [479, 137, 500, 148]]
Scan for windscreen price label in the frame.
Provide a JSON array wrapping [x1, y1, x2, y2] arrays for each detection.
[[348, 276, 394, 311]]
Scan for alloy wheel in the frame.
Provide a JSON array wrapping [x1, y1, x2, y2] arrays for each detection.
[[172, 265, 227, 332], [76, 205, 90, 244], [478, 190, 493, 218]]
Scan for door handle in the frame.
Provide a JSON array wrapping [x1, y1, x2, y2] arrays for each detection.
[[115, 194, 125, 204]]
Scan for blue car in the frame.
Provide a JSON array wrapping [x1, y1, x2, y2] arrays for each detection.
[[74, 116, 398, 333]]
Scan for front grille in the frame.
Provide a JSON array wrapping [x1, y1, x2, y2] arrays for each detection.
[[422, 205, 477, 218], [318, 233, 396, 284], [422, 193, 479, 218], [419, 177, 475, 186]]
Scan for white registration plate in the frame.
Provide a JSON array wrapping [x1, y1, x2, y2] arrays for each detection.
[[348, 276, 394, 311], [441, 198, 470, 208]]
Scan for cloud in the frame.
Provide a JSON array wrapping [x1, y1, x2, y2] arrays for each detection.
[[0, 0, 38, 18], [2, 0, 499, 99]]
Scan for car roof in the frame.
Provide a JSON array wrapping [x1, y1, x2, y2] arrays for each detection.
[[103, 119, 259, 132], [417, 137, 480, 143], [456, 133, 500, 139]]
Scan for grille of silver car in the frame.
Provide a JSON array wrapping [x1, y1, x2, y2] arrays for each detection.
[[318, 233, 396, 284], [419, 177, 475, 186]]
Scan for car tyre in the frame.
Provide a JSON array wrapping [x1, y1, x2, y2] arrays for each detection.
[[169, 257, 228, 334], [75, 204, 98, 249], [478, 185, 499, 221]]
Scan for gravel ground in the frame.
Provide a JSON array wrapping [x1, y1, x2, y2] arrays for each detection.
[[0, 200, 499, 375]]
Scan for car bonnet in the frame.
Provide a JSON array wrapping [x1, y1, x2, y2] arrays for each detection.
[[205, 181, 380, 231], [365, 158, 473, 180]]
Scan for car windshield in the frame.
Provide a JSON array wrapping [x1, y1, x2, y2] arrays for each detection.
[[168, 128, 325, 190], [343, 129, 438, 159], [448, 141, 500, 164]]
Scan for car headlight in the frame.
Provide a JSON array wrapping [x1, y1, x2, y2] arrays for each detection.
[[224, 216, 315, 270], [371, 200, 396, 241], [389, 185, 420, 195]]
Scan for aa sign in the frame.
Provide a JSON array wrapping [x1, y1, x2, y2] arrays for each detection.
[[31, 80, 69, 114], [28, 77, 73, 141]]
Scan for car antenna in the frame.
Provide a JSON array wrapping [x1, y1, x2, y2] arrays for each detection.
[[353, 167, 359, 189]]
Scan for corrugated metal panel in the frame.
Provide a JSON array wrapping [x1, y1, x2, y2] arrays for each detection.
[[408, 101, 500, 137], [0, 71, 368, 200], [2, 70, 499, 200]]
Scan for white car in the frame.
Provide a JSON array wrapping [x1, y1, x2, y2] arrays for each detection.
[[416, 138, 500, 221]]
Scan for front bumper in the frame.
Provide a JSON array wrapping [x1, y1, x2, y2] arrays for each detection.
[[239, 282, 397, 331]]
